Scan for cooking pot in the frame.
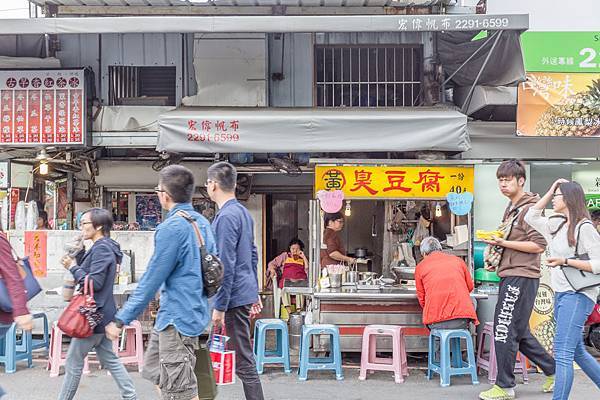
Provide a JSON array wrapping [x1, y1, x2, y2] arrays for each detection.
[[345, 270, 359, 284], [391, 266, 416, 281], [355, 247, 368, 258]]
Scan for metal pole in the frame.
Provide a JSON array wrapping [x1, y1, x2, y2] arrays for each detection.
[[460, 29, 504, 114], [442, 30, 500, 87]]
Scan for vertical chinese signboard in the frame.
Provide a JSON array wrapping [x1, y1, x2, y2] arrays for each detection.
[[24, 230, 48, 278], [0, 69, 86, 146], [314, 165, 474, 199]]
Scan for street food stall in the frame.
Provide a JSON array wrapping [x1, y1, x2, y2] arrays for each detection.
[[303, 159, 485, 353]]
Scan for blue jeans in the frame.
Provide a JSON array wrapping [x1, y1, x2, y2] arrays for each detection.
[[553, 291, 600, 400], [57, 333, 137, 400]]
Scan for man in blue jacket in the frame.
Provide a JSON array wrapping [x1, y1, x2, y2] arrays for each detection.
[[207, 161, 264, 400], [106, 165, 217, 400]]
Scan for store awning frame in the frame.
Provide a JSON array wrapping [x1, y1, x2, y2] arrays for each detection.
[[157, 107, 470, 154], [0, 14, 528, 35]]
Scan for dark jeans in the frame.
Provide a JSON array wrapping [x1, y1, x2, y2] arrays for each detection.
[[494, 276, 555, 389], [225, 305, 264, 400], [428, 318, 471, 330]]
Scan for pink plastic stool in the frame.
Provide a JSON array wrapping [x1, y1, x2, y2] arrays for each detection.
[[359, 325, 409, 384], [47, 322, 90, 378], [477, 322, 529, 384], [111, 320, 144, 372]]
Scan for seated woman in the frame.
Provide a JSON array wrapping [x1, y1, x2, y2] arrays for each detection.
[[268, 238, 309, 314]]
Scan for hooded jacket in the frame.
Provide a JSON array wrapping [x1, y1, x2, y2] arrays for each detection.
[[70, 237, 122, 333], [497, 193, 547, 279]]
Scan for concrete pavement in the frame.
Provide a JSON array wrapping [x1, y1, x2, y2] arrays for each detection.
[[0, 361, 596, 400]]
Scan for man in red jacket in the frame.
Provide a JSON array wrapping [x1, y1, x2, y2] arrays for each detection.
[[0, 231, 33, 398], [415, 236, 478, 330]]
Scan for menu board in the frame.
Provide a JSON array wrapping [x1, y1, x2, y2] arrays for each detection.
[[0, 69, 86, 145]]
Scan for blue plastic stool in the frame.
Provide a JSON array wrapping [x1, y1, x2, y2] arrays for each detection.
[[427, 329, 479, 387], [298, 324, 343, 381], [0, 323, 33, 374], [30, 313, 50, 353], [253, 319, 291, 374]]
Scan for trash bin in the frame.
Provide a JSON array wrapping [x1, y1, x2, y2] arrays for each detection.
[[475, 280, 500, 352], [289, 312, 305, 350]]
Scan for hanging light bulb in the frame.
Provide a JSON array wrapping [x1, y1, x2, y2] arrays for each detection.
[[435, 202, 442, 217], [344, 200, 352, 217], [39, 160, 49, 175]]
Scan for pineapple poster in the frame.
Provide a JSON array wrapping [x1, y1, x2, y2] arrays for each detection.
[[517, 72, 600, 137]]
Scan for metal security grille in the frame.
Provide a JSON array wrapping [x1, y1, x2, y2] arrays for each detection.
[[315, 45, 423, 107], [108, 66, 176, 106]]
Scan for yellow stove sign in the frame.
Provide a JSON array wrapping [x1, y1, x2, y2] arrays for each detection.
[[314, 165, 474, 199]]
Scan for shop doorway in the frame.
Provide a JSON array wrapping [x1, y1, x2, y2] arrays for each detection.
[[266, 194, 311, 265]]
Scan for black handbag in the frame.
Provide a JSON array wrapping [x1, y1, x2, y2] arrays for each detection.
[[561, 221, 600, 292]]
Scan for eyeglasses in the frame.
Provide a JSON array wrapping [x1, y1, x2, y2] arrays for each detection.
[[79, 221, 93, 229]]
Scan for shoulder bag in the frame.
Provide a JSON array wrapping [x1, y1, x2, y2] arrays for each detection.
[[57, 276, 100, 338], [0, 245, 42, 313], [562, 221, 600, 292], [177, 210, 224, 298]]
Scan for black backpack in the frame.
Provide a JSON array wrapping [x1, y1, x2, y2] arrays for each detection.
[[177, 211, 224, 298]]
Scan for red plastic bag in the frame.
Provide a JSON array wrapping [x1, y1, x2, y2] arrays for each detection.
[[209, 327, 236, 385], [58, 276, 97, 338]]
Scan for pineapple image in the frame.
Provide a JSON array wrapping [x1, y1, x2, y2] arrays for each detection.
[[535, 79, 600, 137], [533, 318, 557, 354]]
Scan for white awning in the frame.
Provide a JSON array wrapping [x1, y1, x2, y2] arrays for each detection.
[[0, 14, 528, 35], [157, 107, 470, 153]]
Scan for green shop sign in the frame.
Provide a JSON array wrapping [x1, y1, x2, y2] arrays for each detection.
[[586, 194, 600, 210], [521, 32, 600, 72]]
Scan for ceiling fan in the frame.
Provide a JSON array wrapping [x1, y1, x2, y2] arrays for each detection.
[[268, 156, 302, 177]]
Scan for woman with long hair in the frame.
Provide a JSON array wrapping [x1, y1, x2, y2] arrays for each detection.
[[57, 208, 137, 400], [525, 179, 600, 399]]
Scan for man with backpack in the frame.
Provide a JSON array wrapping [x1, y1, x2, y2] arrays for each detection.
[[106, 165, 217, 400]]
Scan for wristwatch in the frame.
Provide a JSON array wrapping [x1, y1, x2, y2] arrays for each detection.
[[113, 319, 124, 329]]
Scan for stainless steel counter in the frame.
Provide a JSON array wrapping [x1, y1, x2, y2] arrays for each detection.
[[313, 286, 488, 301], [307, 286, 487, 353]]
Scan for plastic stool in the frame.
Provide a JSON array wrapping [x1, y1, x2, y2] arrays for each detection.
[[253, 319, 291, 374], [47, 322, 90, 377], [0, 322, 33, 373], [427, 329, 479, 387], [111, 320, 144, 373], [359, 325, 409, 383], [298, 324, 343, 381], [30, 313, 50, 352], [476, 322, 529, 384]]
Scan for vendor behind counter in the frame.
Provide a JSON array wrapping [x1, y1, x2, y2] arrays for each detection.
[[320, 212, 356, 268]]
